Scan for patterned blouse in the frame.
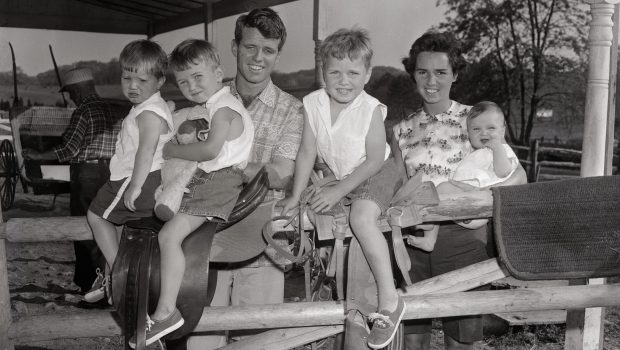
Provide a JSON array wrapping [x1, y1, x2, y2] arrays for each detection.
[[392, 101, 472, 185]]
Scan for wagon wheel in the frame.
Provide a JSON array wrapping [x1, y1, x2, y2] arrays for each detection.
[[0, 140, 19, 211]]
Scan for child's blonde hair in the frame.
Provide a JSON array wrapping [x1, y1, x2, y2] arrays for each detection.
[[119, 39, 168, 79], [319, 28, 373, 69], [169, 39, 221, 72]]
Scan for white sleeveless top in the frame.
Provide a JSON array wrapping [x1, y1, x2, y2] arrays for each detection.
[[303, 89, 389, 180], [109, 91, 174, 181], [189, 86, 254, 173]]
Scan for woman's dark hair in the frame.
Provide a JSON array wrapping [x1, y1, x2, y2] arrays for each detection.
[[234, 8, 287, 51], [402, 31, 466, 79]]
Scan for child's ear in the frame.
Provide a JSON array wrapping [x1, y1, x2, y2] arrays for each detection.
[[453, 72, 458, 83], [364, 66, 373, 85], [157, 75, 166, 89]]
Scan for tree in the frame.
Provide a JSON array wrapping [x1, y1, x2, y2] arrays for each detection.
[[438, 0, 588, 144]]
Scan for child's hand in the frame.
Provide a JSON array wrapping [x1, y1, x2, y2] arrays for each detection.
[[277, 197, 299, 216], [162, 142, 174, 159], [124, 184, 141, 212], [309, 186, 343, 213]]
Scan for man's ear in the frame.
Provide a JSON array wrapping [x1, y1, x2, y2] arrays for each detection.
[[231, 39, 238, 58]]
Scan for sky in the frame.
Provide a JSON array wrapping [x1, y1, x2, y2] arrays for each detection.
[[0, 0, 445, 78]]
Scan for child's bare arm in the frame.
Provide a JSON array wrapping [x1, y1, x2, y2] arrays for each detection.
[[311, 107, 385, 213], [164, 107, 238, 162], [279, 111, 317, 215], [489, 142, 512, 178], [126, 110, 166, 211]]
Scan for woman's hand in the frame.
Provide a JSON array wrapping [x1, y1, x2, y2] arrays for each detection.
[[309, 186, 344, 213]]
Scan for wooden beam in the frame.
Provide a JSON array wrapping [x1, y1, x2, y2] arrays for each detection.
[[0, 190, 494, 242], [10, 283, 620, 343]]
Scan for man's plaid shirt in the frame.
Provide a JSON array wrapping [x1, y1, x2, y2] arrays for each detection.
[[54, 94, 121, 163], [225, 79, 303, 267]]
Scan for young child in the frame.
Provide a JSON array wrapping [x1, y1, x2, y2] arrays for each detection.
[[128, 39, 254, 348], [279, 28, 404, 349], [86, 39, 174, 302], [407, 101, 519, 251]]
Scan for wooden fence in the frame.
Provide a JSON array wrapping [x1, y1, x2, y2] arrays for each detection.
[[512, 140, 618, 182], [1, 190, 619, 350]]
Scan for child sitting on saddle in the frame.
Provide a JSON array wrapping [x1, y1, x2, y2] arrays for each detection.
[[409, 101, 520, 251], [128, 39, 254, 348], [279, 28, 404, 349], [87, 39, 174, 303]]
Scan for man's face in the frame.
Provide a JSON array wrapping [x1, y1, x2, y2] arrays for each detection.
[[232, 27, 281, 85]]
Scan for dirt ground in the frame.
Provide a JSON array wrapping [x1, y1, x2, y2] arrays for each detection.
[[4, 187, 620, 350]]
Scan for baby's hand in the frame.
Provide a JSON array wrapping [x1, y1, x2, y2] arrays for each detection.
[[484, 136, 503, 150]]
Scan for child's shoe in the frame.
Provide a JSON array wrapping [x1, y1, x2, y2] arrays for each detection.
[[367, 296, 406, 349], [84, 268, 109, 303], [128, 309, 184, 348]]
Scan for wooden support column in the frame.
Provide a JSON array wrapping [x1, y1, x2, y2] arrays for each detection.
[[568, 2, 620, 349], [313, 0, 330, 88], [204, 2, 214, 43]]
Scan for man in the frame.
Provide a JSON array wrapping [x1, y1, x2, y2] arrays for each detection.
[[22, 67, 121, 303], [186, 8, 303, 349]]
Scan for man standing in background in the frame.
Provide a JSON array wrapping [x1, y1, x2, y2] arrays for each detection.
[[23, 67, 121, 304]]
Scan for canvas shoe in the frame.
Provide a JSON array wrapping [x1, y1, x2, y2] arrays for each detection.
[[84, 268, 109, 303], [367, 296, 406, 349], [128, 309, 184, 348]]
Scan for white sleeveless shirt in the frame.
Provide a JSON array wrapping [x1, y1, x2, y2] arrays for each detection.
[[303, 89, 389, 180], [109, 91, 174, 181], [188, 86, 254, 173]]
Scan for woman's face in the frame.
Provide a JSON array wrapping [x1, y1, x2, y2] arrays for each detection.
[[413, 51, 457, 114]]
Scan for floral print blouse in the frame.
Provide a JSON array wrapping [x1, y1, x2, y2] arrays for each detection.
[[393, 101, 472, 185]]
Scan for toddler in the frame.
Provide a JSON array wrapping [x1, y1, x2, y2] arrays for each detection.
[[86, 39, 174, 302]]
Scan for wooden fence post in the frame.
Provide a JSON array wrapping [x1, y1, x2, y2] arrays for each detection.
[[0, 208, 14, 350]]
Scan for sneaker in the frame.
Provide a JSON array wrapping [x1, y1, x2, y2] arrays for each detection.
[[128, 309, 184, 348], [84, 268, 109, 303], [367, 296, 406, 349]]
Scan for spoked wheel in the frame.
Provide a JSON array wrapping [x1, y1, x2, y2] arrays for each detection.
[[0, 140, 19, 211]]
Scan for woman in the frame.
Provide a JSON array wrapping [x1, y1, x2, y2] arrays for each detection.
[[391, 31, 527, 350]]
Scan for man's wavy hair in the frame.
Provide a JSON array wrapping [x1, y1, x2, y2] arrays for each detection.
[[234, 8, 287, 51]]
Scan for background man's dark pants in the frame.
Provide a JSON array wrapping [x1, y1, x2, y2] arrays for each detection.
[[70, 161, 109, 292]]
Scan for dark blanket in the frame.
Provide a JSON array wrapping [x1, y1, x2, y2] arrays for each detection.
[[492, 175, 620, 280]]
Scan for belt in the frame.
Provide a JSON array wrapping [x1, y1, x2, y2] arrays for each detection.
[[82, 159, 110, 165]]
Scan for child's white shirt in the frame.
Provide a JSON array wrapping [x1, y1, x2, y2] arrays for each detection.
[[452, 144, 519, 187], [109, 91, 174, 181], [303, 89, 389, 180], [187, 86, 254, 173]]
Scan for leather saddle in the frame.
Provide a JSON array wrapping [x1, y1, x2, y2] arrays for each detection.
[[111, 167, 270, 349]]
